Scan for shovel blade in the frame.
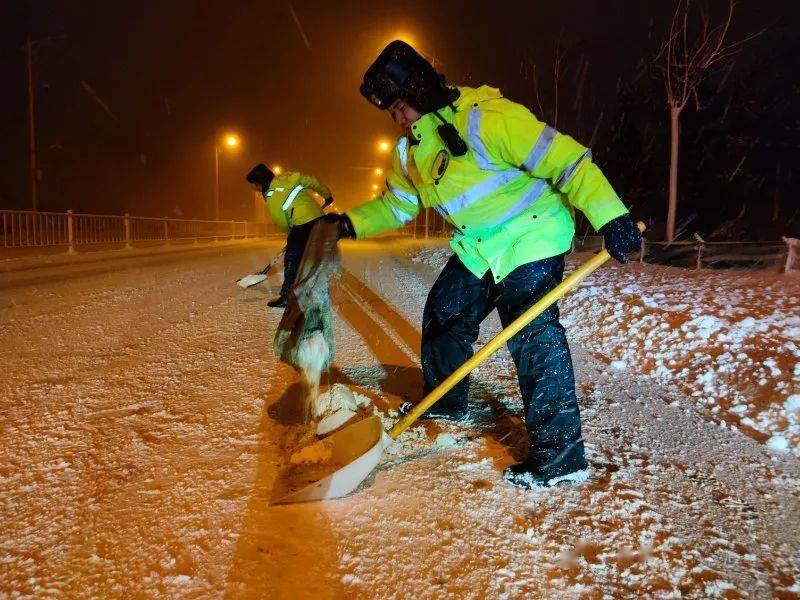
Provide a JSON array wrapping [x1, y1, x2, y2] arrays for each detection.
[[237, 273, 268, 289], [273, 415, 389, 504]]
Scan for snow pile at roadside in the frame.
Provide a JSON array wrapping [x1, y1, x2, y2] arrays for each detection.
[[408, 246, 800, 455], [560, 262, 800, 455]]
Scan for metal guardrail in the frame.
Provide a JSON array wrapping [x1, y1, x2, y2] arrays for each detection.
[[572, 235, 797, 272], [397, 209, 452, 239], [0, 209, 276, 253], [642, 237, 797, 272]]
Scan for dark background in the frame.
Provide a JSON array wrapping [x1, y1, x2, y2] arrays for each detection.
[[1, 1, 797, 238]]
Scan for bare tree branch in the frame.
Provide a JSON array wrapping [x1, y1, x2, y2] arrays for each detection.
[[553, 39, 562, 128], [654, 0, 765, 241], [531, 62, 545, 119], [656, 0, 762, 115]]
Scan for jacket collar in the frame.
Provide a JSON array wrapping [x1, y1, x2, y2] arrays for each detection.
[[409, 106, 453, 142], [407, 86, 502, 142]]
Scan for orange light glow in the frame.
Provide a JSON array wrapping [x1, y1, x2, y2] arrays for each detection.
[[371, 183, 380, 191], [384, 32, 417, 49], [374, 167, 384, 176], [377, 140, 391, 153], [272, 165, 283, 175], [223, 133, 240, 149]]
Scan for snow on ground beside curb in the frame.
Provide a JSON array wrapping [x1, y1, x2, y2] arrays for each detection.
[[409, 246, 800, 455], [560, 259, 800, 455]]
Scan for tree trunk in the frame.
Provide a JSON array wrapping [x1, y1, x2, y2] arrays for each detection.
[[666, 105, 681, 241]]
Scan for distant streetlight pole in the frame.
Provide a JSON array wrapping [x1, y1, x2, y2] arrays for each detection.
[[25, 35, 66, 212], [26, 38, 36, 212], [214, 146, 219, 220], [214, 133, 240, 220]]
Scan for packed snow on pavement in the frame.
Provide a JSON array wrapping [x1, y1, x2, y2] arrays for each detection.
[[1, 240, 798, 598]]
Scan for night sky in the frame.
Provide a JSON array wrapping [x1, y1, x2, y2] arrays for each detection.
[[1, 1, 794, 221]]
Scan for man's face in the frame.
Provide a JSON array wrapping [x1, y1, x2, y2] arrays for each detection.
[[388, 99, 422, 136]]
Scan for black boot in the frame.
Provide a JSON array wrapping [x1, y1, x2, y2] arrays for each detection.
[[267, 296, 287, 308], [503, 454, 589, 490]]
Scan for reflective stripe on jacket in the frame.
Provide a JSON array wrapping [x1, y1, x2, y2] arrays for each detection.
[[263, 171, 328, 232]]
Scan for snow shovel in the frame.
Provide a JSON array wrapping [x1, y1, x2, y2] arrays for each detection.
[[236, 248, 286, 288], [274, 223, 645, 504]]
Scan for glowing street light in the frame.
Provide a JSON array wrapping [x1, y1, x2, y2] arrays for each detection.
[[374, 167, 384, 176], [224, 133, 240, 148], [377, 139, 391, 153], [371, 183, 380, 192], [272, 164, 283, 176], [215, 131, 241, 220]]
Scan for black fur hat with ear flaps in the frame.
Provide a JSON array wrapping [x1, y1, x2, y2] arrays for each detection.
[[246, 163, 275, 192], [360, 40, 458, 114]]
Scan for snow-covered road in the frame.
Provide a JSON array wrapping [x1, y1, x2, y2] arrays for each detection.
[[1, 240, 798, 598]]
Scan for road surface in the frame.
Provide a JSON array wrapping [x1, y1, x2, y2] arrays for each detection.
[[1, 240, 798, 598]]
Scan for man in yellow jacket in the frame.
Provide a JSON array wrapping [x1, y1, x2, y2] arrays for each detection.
[[247, 164, 333, 307], [323, 41, 642, 489]]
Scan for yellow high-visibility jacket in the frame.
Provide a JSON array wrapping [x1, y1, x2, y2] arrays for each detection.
[[347, 85, 629, 282], [263, 171, 330, 232]]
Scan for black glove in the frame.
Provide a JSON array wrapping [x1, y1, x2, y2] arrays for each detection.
[[321, 213, 356, 239], [246, 163, 275, 193], [599, 214, 642, 264]]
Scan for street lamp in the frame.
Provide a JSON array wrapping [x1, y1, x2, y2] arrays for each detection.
[[374, 167, 384, 176], [272, 164, 283, 176], [215, 132, 241, 220], [224, 134, 240, 148], [377, 139, 391, 153]]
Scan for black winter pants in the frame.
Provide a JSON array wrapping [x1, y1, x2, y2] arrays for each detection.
[[280, 219, 319, 298], [421, 254, 586, 476]]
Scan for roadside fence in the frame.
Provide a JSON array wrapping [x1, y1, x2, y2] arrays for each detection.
[[1, 209, 277, 254], [574, 233, 797, 273]]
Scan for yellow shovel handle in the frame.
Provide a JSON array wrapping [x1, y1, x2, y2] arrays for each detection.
[[389, 221, 646, 439]]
